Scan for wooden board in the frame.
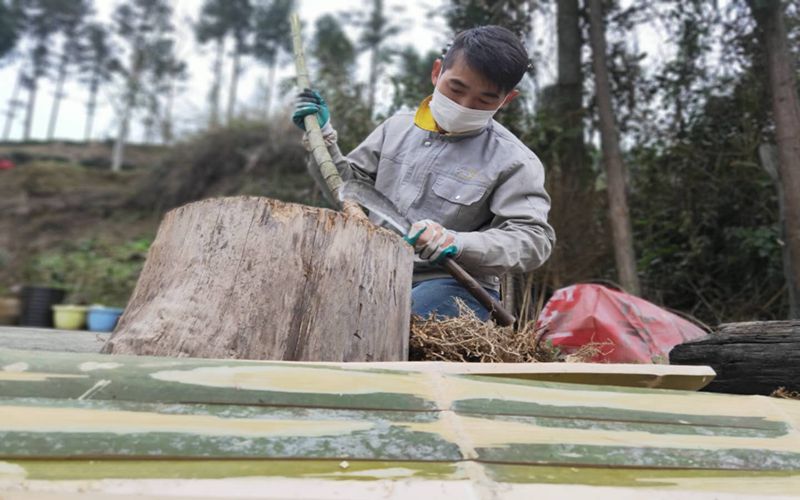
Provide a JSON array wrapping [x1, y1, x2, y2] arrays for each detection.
[[0, 349, 797, 498]]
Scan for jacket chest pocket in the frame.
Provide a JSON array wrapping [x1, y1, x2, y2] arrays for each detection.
[[430, 175, 491, 229]]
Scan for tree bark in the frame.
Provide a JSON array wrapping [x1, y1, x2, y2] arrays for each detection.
[[101, 197, 413, 361], [669, 321, 800, 395], [748, 0, 800, 319], [587, 0, 640, 295]]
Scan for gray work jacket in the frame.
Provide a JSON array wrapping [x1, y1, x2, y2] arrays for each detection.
[[327, 109, 555, 291]]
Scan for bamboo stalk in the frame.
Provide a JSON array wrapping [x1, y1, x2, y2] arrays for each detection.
[[290, 14, 365, 219]]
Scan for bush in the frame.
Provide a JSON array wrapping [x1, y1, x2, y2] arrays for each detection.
[[22, 237, 152, 307]]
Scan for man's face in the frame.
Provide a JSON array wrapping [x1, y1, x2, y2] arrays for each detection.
[[431, 53, 519, 111]]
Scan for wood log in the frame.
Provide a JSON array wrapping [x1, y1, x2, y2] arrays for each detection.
[[669, 320, 800, 395], [101, 197, 413, 361]]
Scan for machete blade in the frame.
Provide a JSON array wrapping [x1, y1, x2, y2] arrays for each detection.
[[338, 180, 411, 235]]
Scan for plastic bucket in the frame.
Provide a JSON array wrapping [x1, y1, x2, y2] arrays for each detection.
[[20, 286, 66, 327], [87, 306, 124, 332], [52, 305, 88, 330]]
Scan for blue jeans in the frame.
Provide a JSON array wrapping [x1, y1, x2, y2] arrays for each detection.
[[411, 278, 501, 321]]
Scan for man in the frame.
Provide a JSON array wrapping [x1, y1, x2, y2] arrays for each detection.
[[293, 25, 555, 321]]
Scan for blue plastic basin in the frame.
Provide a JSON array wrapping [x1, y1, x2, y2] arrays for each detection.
[[87, 306, 124, 332]]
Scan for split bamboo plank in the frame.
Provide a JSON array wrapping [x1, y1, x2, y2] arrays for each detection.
[[0, 347, 714, 394], [0, 349, 799, 498], [1, 461, 799, 499]]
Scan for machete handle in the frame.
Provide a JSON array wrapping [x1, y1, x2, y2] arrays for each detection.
[[441, 258, 516, 326]]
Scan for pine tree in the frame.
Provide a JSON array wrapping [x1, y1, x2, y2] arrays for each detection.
[[79, 22, 115, 142], [252, 0, 295, 119], [110, 0, 176, 171], [356, 0, 401, 117], [45, 0, 91, 140]]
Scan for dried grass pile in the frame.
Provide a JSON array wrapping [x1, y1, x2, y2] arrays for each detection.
[[409, 300, 605, 363]]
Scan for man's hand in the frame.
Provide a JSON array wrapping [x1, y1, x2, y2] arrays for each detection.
[[292, 88, 330, 131], [404, 219, 461, 264]]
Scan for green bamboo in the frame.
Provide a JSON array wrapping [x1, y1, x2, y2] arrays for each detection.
[[290, 14, 364, 219], [1, 348, 799, 472]]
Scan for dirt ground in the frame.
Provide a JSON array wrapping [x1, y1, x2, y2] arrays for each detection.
[[0, 142, 165, 293]]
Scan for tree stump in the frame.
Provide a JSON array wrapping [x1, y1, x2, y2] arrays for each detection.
[[669, 320, 800, 395], [101, 197, 413, 361]]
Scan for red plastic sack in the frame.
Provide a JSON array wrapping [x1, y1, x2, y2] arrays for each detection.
[[535, 284, 707, 363]]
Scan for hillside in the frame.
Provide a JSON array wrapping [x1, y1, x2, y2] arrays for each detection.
[[0, 123, 315, 306]]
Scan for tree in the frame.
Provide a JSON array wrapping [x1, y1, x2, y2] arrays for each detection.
[[389, 47, 440, 112], [17, 0, 65, 140], [79, 22, 115, 142], [252, 0, 295, 119], [45, 0, 91, 140], [140, 38, 186, 144], [356, 0, 402, 117], [195, 0, 229, 128], [1, 0, 24, 139], [444, 0, 533, 35], [587, 0, 640, 295], [224, 0, 253, 124], [311, 14, 373, 153], [110, 0, 176, 171], [0, 0, 22, 61], [746, 0, 800, 318]]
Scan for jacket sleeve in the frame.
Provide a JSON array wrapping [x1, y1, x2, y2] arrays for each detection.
[[326, 120, 388, 184], [455, 155, 556, 275]]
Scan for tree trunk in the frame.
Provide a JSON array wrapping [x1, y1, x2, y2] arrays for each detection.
[[111, 95, 132, 172], [84, 78, 99, 142], [587, 0, 640, 296], [367, 47, 378, 118], [112, 51, 141, 172], [265, 61, 276, 120], [748, 0, 800, 319], [209, 37, 224, 128], [227, 45, 242, 124], [669, 320, 800, 395], [101, 197, 413, 361], [2, 72, 22, 140], [162, 80, 175, 145], [46, 56, 68, 140], [759, 144, 797, 318], [22, 76, 38, 141]]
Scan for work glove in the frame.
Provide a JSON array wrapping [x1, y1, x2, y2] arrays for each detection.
[[404, 219, 461, 264], [292, 88, 330, 131]]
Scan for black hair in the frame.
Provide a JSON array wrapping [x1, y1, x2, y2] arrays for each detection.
[[441, 25, 530, 94]]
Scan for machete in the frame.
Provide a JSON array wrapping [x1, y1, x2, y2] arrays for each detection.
[[339, 180, 516, 326]]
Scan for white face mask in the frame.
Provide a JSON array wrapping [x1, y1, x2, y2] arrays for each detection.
[[429, 86, 503, 134]]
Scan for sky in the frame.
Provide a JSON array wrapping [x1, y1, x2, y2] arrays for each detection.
[[0, 0, 669, 144]]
